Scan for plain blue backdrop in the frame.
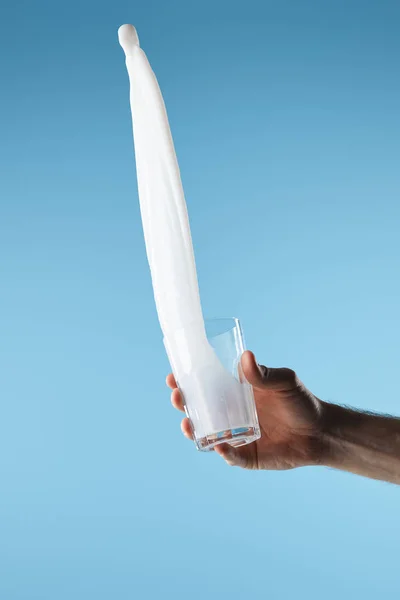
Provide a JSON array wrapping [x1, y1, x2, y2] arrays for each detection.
[[1, 0, 399, 598]]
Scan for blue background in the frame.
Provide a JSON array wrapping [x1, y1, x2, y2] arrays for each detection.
[[1, 0, 399, 598]]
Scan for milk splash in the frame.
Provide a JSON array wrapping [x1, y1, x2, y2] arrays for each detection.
[[118, 25, 256, 442]]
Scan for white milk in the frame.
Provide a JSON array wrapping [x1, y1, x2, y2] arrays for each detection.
[[119, 25, 252, 440]]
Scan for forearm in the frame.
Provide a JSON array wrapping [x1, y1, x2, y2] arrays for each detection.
[[320, 402, 400, 484]]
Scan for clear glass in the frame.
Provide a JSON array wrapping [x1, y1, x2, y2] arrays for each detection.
[[165, 318, 261, 452]]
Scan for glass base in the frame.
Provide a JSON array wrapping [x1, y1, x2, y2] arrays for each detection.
[[195, 425, 260, 452]]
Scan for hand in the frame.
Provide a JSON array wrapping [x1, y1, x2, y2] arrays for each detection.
[[167, 351, 325, 470]]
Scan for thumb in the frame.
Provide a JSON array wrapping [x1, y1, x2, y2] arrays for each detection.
[[241, 350, 298, 391]]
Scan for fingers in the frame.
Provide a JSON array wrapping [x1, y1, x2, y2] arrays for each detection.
[[167, 373, 185, 411], [214, 443, 250, 468], [169, 381, 192, 438], [241, 350, 298, 391], [181, 417, 193, 440], [214, 443, 236, 465], [171, 388, 185, 412], [166, 373, 177, 389]]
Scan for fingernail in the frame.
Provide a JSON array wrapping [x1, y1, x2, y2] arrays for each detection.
[[257, 363, 267, 377]]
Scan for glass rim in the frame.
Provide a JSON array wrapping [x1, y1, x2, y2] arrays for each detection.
[[163, 317, 241, 342], [204, 317, 240, 338], [204, 316, 239, 325]]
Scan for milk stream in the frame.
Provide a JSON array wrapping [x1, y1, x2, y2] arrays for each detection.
[[118, 25, 250, 438]]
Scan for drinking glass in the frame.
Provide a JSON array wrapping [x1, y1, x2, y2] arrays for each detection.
[[165, 317, 261, 451]]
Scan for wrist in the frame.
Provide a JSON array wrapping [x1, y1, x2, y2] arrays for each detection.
[[317, 401, 352, 469], [317, 401, 400, 483]]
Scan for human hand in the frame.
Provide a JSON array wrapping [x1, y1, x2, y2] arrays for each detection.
[[167, 351, 324, 470]]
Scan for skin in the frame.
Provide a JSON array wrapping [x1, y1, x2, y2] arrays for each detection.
[[167, 351, 400, 483]]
